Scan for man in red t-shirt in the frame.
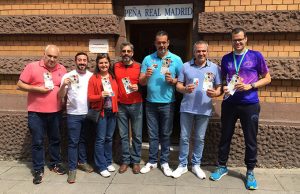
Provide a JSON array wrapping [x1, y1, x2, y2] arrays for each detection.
[[17, 45, 67, 184], [114, 42, 143, 174]]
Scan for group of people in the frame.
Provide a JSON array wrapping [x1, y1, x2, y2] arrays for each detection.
[[17, 27, 271, 190]]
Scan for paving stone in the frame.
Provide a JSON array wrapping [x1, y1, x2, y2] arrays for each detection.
[[276, 174, 300, 191], [0, 166, 32, 181], [106, 184, 175, 194], [210, 188, 250, 194], [0, 180, 19, 193], [74, 170, 114, 184], [209, 171, 245, 189], [248, 190, 299, 194], [0, 162, 299, 194], [0, 166, 11, 175], [175, 170, 210, 187], [142, 168, 176, 186], [112, 171, 145, 184], [255, 173, 284, 191], [6, 180, 45, 194], [176, 186, 210, 194]]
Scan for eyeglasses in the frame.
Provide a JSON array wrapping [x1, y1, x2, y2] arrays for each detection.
[[232, 38, 245, 43], [121, 50, 132, 53]]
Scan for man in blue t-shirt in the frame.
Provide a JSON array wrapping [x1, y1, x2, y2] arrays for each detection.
[[172, 41, 221, 179], [210, 27, 271, 190], [139, 30, 183, 176]]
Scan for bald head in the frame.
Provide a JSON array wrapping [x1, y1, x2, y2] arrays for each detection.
[[43, 45, 60, 68], [45, 45, 60, 53]]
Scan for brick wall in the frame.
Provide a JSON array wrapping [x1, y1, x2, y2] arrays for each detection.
[[0, 35, 116, 95], [0, 0, 116, 95], [0, 75, 24, 95], [0, 35, 116, 57], [0, 0, 113, 15], [204, 33, 300, 58], [205, 0, 300, 12], [203, 0, 300, 103], [262, 80, 300, 103]]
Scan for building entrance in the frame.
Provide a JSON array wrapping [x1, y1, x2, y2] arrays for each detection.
[[126, 21, 192, 144], [127, 21, 192, 63]]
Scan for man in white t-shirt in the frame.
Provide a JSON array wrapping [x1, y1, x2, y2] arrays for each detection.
[[58, 52, 93, 184]]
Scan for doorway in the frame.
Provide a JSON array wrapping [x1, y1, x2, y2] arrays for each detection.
[[126, 20, 192, 144], [127, 21, 192, 63]]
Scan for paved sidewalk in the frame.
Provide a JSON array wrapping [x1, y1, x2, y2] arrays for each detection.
[[0, 161, 299, 194]]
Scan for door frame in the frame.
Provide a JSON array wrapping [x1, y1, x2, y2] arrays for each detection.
[[125, 19, 193, 61]]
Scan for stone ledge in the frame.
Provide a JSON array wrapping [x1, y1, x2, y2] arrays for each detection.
[[209, 57, 300, 80], [198, 11, 300, 33], [0, 56, 93, 74], [0, 15, 120, 35], [3, 56, 299, 79], [0, 56, 119, 74], [0, 111, 298, 168]]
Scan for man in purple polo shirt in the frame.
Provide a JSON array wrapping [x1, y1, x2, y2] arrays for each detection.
[[172, 40, 221, 179], [210, 27, 271, 190]]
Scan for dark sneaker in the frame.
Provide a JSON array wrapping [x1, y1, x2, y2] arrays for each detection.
[[67, 170, 76, 184], [245, 171, 258, 190], [33, 170, 44, 185], [78, 163, 93, 173], [50, 163, 66, 175]]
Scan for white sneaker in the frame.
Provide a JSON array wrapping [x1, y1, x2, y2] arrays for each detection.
[[192, 165, 206, 179], [172, 165, 188, 178], [100, 170, 111, 177], [140, 163, 157, 174], [107, 165, 116, 172], [161, 163, 173, 177]]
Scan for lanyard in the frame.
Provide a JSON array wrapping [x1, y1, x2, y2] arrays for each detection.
[[233, 49, 248, 75]]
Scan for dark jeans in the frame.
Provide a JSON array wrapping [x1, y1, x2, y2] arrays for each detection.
[[218, 101, 260, 170], [146, 101, 174, 164], [94, 110, 116, 171], [67, 114, 89, 171], [28, 111, 62, 172], [117, 103, 143, 164]]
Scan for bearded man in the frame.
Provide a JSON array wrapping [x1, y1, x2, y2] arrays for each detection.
[[58, 52, 93, 183], [139, 31, 183, 176], [114, 42, 144, 174]]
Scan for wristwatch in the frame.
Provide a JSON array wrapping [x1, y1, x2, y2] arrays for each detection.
[[251, 83, 256, 89]]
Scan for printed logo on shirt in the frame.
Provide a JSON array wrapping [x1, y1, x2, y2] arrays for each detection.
[[242, 61, 253, 68], [228, 62, 234, 69]]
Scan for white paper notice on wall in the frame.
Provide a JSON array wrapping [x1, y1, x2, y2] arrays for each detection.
[[89, 39, 109, 53]]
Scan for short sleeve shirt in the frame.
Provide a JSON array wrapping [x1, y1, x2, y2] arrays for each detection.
[[221, 49, 269, 104], [141, 51, 183, 103], [19, 60, 67, 113], [178, 59, 222, 116], [60, 70, 93, 115]]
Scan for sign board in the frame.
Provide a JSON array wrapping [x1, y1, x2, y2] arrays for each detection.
[[89, 39, 109, 53], [125, 4, 193, 20]]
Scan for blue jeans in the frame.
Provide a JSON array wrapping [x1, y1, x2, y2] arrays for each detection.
[[117, 103, 143, 164], [146, 102, 174, 164], [67, 114, 89, 171], [28, 111, 62, 172], [178, 112, 209, 166], [94, 110, 116, 171]]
